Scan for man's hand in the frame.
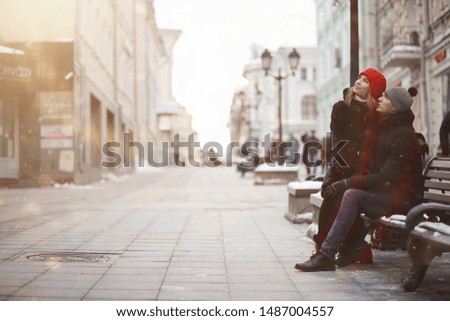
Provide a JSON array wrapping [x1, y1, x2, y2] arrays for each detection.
[[323, 179, 347, 199]]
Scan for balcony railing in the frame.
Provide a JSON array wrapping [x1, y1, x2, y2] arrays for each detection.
[[381, 25, 420, 56]]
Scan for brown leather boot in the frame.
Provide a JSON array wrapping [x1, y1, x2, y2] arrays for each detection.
[[295, 252, 336, 272]]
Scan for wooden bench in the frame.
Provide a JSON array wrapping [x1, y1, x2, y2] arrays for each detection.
[[308, 157, 450, 291], [401, 156, 450, 291], [363, 156, 450, 291]]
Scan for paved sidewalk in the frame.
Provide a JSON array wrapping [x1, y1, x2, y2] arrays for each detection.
[[0, 166, 449, 301]]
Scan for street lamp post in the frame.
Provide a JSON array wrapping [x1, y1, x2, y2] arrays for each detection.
[[261, 48, 300, 159], [350, 0, 359, 85]]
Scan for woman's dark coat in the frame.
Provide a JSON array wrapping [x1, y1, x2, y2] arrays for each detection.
[[322, 99, 379, 190], [316, 98, 379, 247]]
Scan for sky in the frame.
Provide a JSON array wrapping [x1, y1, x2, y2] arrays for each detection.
[[154, 0, 317, 147]]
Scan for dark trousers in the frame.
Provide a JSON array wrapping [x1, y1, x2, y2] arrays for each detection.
[[321, 190, 391, 259], [315, 191, 368, 250]]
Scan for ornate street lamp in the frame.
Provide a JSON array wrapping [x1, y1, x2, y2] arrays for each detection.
[[288, 49, 300, 75], [261, 49, 273, 75], [261, 48, 301, 152]]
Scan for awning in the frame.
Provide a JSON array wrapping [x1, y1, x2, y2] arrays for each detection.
[[0, 45, 24, 55]]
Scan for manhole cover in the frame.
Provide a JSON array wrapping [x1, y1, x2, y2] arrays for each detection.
[[21, 252, 121, 263]]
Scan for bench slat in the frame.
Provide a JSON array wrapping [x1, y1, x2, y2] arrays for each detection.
[[424, 192, 450, 204], [428, 159, 450, 169], [417, 221, 450, 236], [424, 180, 450, 191], [410, 229, 450, 250], [380, 217, 406, 228], [424, 170, 450, 180]]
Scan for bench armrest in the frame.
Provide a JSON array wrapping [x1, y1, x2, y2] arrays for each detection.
[[405, 203, 450, 232]]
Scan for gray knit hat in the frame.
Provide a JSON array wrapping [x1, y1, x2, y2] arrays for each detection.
[[384, 87, 418, 113]]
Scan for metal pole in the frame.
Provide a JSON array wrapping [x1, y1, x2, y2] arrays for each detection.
[[277, 68, 283, 146], [350, 0, 359, 85], [421, 0, 431, 145]]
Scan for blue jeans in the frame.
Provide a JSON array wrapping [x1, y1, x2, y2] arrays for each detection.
[[320, 189, 392, 260]]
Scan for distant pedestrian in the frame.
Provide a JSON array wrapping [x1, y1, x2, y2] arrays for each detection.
[[304, 130, 319, 177], [287, 132, 300, 164], [301, 132, 311, 175], [320, 135, 331, 176], [301, 132, 309, 145], [439, 110, 450, 156]]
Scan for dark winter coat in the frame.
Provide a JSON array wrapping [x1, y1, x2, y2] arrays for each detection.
[[346, 111, 424, 214], [322, 99, 379, 190], [439, 110, 450, 155]]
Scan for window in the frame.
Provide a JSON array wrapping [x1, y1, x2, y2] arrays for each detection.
[[301, 95, 317, 121], [301, 68, 307, 81], [335, 48, 342, 68], [410, 31, 420, 46]]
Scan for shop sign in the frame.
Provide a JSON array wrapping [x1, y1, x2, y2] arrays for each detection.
[[59, 150, 74, 172], [39, 92, 73, 120], [41, 124, 73, 149], [0, 53, 33, 85], [0, 64, 32, 82]]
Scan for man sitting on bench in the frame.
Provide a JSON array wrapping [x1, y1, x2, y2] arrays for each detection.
[[295, 87, 424, 272]]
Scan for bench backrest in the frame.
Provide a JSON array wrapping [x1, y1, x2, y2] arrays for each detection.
[[423, 156, 450, 205]]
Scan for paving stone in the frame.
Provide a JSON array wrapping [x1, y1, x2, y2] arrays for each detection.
[[230, 291, 302, 300], [1, 167, 450, 301], [161, 283, 229, 292], [228, 275, 292, 284], [84, 289, 158, 300], [226, 268, 286, 276], [163, 275, 227, 284], [98, 274, 164, 283], [157, 290, 230, 301], [0, 287, 20, 296], [92, 280, 162, 290], [25, 279, 99, 289], [229, 283, 297, 292], [11, 285, 89, 299]]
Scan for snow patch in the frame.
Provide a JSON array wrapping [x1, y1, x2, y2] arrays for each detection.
[[417, 221, 450, 236], [100, 173, 130, 183], [288, 181, 322, 190], [255, 163, 299, 172], [53, 182, 94, 189]]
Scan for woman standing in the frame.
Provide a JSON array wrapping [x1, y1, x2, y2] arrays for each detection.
[[313, 68, 386, 266]]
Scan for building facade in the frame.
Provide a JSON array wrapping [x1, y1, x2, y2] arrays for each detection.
[[376, 0, 423, 133], [314, 0, 377, 138], [421, 0, 450, 153], [231, 45, 317, 153], [156, 29, 197, 166], [375, 0, 450, 154], [316, 0, 450, 155], [0, 0, 173, 186]]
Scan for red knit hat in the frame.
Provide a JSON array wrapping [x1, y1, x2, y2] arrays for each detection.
[[359, 68, 387, 99]]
